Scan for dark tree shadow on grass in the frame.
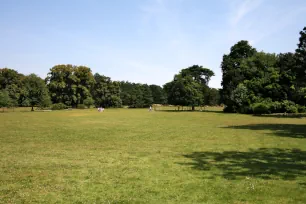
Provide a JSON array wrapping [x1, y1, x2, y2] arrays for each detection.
[[180, 148, 306, 180], [253, 113, 306, 119], [224, 124, 306, 139], [157, 110, 224, 114]]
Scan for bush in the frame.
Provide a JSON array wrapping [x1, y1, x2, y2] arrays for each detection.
[[282, 100, 298, 113], [269, 101, 283, 113], [51, 103, 67, 110], [297, 105, 306, 113], [285, 105, 298, 113], [252, 103, 270, 114], [77, 104, 86, 109]]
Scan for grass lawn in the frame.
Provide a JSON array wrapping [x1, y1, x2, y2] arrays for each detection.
[[0, 107, 306, 203]]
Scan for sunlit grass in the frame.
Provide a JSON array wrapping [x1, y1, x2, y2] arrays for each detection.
[[0, 107, 305, 203]]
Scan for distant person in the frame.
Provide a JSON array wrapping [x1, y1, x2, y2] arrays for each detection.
[[149, 106, 152, 111]]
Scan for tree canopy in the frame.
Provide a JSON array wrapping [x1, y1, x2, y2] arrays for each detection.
[[164, 65, 215, 110], [220, 26, 306, 114]]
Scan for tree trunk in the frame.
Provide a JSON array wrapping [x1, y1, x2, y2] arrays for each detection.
[[192, 106, 195, 111], [31, 106, 34, 111]]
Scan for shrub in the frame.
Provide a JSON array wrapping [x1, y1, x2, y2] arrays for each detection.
[[285, 105, 298, 113], [252, 103, 270, 114], [77, 104, 86, 109], [51, 103, 67, 110], [297, 105, 306, 113], [269, 101, 283, 113], [282, 100, 298, 113]]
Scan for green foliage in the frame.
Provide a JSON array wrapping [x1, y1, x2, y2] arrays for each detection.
[[221, 41, 257, 112], [77, 104, 86, 109], [285, 105, 298, 113], [251, 100, 301, 114], [23, 74, 50, 111], [83, 97, 94, 108], [252, 103, 270, 114], [47, 65, 95, 107], [230, 84, 250, 113], [164, 65, 214, 110], [0, 89, 10, 108], [297, 105, 306, 113], [221, 27, 306, 113], [110, 95, 122, 108], [282, 100, 298, 113], [0, 68, 25, 107], [141, 84, 153, 107], [51, 103, 67, 110], [205, 88, 221, 106], [149, 85, 167, 104], [295, 27, 306, 90], [180, 65, 214, 86], [268, 101, 283, 113], [120, 82, 154, 108], [92, 74, 121, 108]]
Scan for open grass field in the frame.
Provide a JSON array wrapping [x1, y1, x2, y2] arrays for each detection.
[[0, 107, 306, 203]]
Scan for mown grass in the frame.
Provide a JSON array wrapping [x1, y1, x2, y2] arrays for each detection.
[[0, 107, 306, 203]]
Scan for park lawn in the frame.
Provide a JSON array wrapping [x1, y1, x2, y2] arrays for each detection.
[[0, 108, 306, 204]]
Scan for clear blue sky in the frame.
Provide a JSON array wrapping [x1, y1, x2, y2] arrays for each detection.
[[1, 0, 306, 88]]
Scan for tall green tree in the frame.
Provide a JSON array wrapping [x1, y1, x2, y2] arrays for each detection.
[[0, 68, 25, 107], [24, 74, 51, 111], [221, 40, 257, 112], [164, 74, 204, 110], [0, 89, 10, 111], [149, 85, 167, 104], [46, 64, 77, 106], [276, 53, 297, 102], [92, 74, 121, 108], [295, 27, 306, 105], [74, 66, 95, 105], [142, 84, 153, 107], [295, 27, 306, 85], [164, 65, 214, 110], [47, 65, 95, 107]]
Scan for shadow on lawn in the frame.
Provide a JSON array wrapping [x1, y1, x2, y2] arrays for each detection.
[[254, 113, 306, 119], [224, 124, 306, 139], [180, 148, 306, 180], [157, 110, 224, 114]]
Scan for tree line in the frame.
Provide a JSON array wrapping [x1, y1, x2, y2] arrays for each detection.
[[221, 26, 306, 114], [0, 64, 221, 111]]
